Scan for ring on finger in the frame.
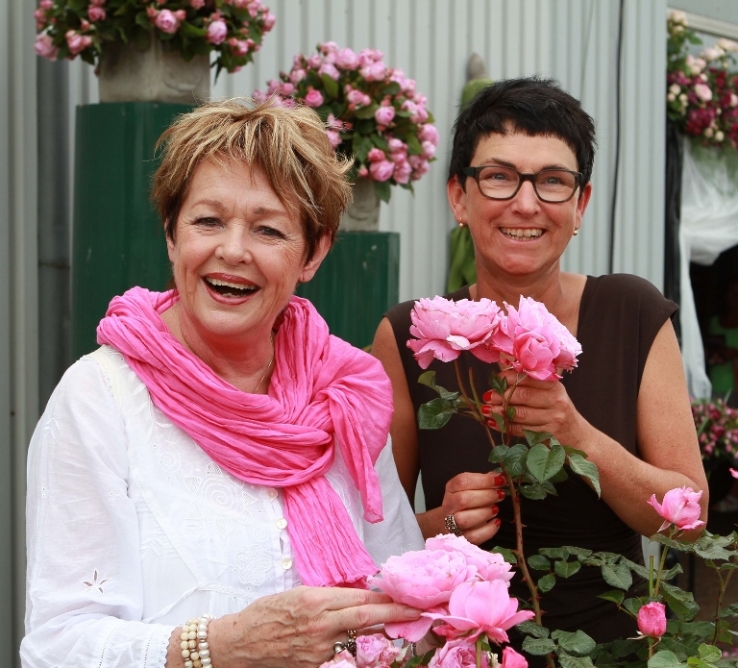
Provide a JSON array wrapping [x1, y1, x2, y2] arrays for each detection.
[[333, 629, 357, 657], [444, 514, 463, 536]]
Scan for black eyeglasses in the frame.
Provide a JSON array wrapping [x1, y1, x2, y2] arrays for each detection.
[[462, 165, 583, 203]]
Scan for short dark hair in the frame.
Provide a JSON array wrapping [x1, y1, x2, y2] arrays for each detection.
[[448, 77, 596, 191]]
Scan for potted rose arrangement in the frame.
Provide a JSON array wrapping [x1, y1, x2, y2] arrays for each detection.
[[667, 10, 738, 148], [34, 0, 275, 102], [255, 42, 438, 228], [691, 397, 738, 470]]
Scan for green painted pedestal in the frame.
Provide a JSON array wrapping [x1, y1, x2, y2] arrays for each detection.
[[71, 102, 191, 359], [297, 231, 400, 350]]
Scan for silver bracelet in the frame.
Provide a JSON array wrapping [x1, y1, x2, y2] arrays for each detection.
[[180, 614, 214, 668]]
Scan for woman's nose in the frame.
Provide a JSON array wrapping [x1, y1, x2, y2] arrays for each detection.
[[217, 226, 252, 263], [511, 180, 540, 214]]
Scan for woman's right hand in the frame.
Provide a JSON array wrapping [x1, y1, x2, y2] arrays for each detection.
[[182, 586, 422, 668], [420, 471, 505, 545]]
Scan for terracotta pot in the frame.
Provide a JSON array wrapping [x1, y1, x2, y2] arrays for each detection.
[[98, 39, 210, 104], [341, 177, 381, 232]]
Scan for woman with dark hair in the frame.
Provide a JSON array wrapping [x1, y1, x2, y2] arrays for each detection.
[[372, 77, 707, 647]]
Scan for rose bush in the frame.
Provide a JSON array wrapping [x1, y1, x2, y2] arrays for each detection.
[[33, 0, 275, 76], [255, 42, 437, 202]]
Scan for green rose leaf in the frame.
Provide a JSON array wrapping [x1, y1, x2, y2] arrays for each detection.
[[489, 373, 508, 394], [417, 398, 456, 430], [599, 589, 625, 605], [661, 581, 699, 621], [568, 453, 601, 497], [489, 444, 509, 464], [538, 573, 557, 593], [504, 443, 529, 477], [373, 180, 391, 203], [556, 652, 596, 668], [552, 630, 597, 656], [555, 560, 581, 579], [697, 643, 723, 663], [521, 483, 548, 500], [528, 442, 566, 482], [516, 620, 550, 638], [601, 561, 633, 590], [527, 554, 551, 571], [418, 370, 437, 389], [521, 637, 557, 655], [646, 649, 685, 668], [320, 73, 339, 99]]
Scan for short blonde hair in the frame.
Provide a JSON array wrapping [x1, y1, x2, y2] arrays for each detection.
[[151, 97, 353, 261]]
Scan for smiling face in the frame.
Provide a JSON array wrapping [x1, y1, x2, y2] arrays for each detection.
[[166, 157, 329, 353], [448, 131, 592, 287]]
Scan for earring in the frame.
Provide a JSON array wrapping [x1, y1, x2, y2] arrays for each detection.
[[573, 228, 579, 236], [457, 221, 467, 228]]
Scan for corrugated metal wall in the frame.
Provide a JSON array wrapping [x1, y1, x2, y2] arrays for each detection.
[[61, 0, 667, 302]]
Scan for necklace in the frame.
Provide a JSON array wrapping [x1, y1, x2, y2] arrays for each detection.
[[256, 332, 275, 393]]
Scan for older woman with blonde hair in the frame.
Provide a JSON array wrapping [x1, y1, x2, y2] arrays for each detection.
[[22, 99, 423, 668]]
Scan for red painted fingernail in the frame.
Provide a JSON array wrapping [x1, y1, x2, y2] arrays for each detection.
[[497, 490, 506, 501], [494, 518, 502, 527], [493, 475, 506, 486], [480, 405, 491, 416], [482, 390, 494, 402], [491, 505, 499, 517]]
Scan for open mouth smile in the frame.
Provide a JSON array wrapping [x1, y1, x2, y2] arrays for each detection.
[[501, 227, 544, 240], [204, 277, 259, 298]]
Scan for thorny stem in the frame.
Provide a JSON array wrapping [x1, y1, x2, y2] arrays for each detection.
[[455, 360, 484, 423], [653, 536, 671, 599], [711, 562, 732, 645]]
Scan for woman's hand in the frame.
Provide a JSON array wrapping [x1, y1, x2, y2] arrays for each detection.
[[482, 371, 586, 446], [191, 586, 421, 668], [424, 471, 505, 545]]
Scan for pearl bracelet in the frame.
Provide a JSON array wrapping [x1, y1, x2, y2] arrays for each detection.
[[180, 614, 214, 668]]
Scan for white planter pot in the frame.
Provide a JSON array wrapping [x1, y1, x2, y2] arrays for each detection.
[[341, 177, 381, 232], [99, 39, 210, 104]]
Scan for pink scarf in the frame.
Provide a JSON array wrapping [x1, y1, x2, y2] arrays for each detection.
[[97, 287, 393, 587]]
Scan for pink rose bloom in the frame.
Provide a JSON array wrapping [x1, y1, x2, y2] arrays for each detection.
[[393, 159, 412, 185], [320, 62, 340, 80], [307, 53, 323, 69], [320, 41, 339, 54], [367, 148, 386, 163], [355, 634, 401, 668], [320, 653, 356, 668], [501, 647, 528, 668], [425, 534, 514, 583], [228, 38, 250, 57], [190, 0, 205, 8], [388, 138, 407, 154], [358, 166, 369, 178], [336, 47, 359, 69], [493, 297, 581, 380], [304, 88, 324, 108], [374, 105, 396, 126], [429, 640, 488, 668], [637, 601, 667, 638], [347, 89, 371, 108], [419, 124, 440, 144], [34, 33, 59, 59], [207, 19, 228, 45], [429, 580, 535, 644], [290, 68, 306, 84], [65, 30, 92, 56], [40, 0, 54, 8], [361, 61, 387, 81], [422, 140, 437, 159], [262, 11, 276, 30], [369, 159, 395, 182], [326, 129, 342, 149], [278, 81, 294, 95], [154, 9, 180, 34], [88, 5, 106, 21], [694, 83, 713, 102], [648, 487, 705, 532], [731, 468, 738, 478], [406, 296, 502, 368]]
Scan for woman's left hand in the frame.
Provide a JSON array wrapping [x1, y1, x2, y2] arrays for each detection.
[[482, 370, 586, 446]]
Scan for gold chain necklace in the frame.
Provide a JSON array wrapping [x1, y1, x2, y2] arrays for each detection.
[[256, 332, 275, 393]]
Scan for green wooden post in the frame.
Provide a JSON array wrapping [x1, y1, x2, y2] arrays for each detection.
[[71, 102, 191, 359], [297, 231, 400, 350]]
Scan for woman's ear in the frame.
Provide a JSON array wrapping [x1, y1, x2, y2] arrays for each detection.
[[447, 175, 469, 226], [299, 235, 332, 284]]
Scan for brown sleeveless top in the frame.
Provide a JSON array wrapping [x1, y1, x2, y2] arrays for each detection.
[[386, 274, 678, 645]]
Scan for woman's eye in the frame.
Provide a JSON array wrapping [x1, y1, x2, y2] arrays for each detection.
[[257, 225, 285, 238], [195, 217, 221, 227]]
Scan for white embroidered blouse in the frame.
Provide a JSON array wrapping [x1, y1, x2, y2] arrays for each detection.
[[22, 346, 424, 668]]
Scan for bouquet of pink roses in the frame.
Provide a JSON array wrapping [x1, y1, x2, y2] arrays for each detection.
[[320, 534, 533, 668]]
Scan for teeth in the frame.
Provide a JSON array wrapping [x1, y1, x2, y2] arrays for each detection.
[[205, 277, 258, 296], [501, 228, 543, 239]]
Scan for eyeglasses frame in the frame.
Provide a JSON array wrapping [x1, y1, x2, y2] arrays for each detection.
[[462, 165, 583, 204]]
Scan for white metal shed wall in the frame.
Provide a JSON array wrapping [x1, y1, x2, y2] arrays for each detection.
[[62, 0, 668, 301]]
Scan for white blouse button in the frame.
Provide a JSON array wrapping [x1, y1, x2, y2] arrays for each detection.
[[275, 517, 288, 530], [280, 557, 293, 570], [267, 488, 278, 499]]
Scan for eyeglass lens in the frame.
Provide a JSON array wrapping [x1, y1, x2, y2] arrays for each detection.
[[475, 166, 578, 202]]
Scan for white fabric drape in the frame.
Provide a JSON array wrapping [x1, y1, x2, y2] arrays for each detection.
[[679, 138, 738, 398]]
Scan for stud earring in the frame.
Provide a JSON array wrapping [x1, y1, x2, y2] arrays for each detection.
[[573, 228, 579, 236]]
